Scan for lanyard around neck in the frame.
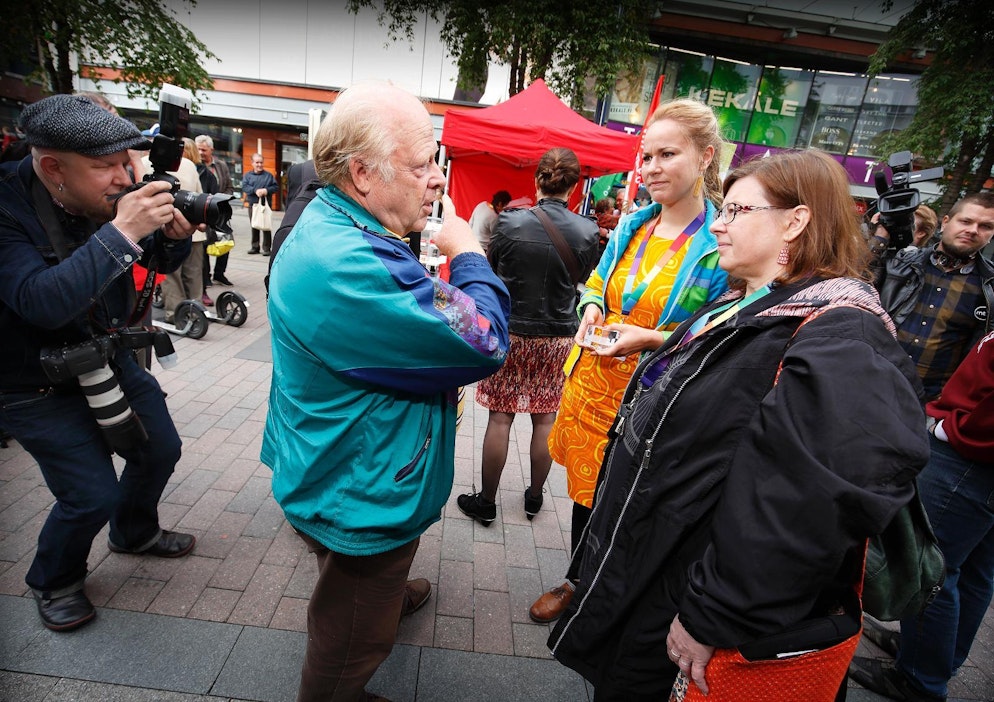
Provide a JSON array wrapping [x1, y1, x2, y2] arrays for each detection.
[[640, 284, 774, 388], [621, 209, 705, 315]]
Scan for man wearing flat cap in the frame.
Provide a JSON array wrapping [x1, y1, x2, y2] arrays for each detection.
[[0, 94, 199, 632]]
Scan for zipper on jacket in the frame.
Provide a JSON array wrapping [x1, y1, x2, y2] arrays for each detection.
[[550, 330, 738, 656], [394, 430, 432, 482], [642, 332, 738, 455]]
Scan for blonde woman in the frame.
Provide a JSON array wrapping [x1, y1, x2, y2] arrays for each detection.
[[530, 99, 730, 624]]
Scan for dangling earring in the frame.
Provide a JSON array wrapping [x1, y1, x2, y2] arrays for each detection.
[[692, 174, 704, 198], [58, 183, 64, 192], [777, 246, 790, 266]]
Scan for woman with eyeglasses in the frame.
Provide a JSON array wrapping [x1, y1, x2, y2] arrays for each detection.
[[548, 149, 929, 702], [529, 99, 730, 625]]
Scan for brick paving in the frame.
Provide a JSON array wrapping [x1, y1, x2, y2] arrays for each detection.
[[0, 207, 992, 701]]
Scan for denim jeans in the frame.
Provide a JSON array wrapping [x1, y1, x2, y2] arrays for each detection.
[[897, 435, 994, 697], [295, 532, 418, 702], [1, 354, 181, 596]]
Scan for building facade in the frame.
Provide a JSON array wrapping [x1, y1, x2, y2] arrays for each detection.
[[3, 1, 930, 208]]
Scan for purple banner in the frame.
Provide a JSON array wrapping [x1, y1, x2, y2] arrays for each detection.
[[728, 142, 883, 191]]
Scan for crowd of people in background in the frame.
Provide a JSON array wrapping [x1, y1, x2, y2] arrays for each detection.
[[1, 83, 992, 702]]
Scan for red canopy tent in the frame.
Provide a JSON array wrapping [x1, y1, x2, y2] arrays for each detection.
[[441, 79, 640, 218]]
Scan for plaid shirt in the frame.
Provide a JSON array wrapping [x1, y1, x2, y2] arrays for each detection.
[[896, 254, 987, 401]]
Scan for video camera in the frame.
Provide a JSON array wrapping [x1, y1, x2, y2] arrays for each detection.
[[142, 84, 234, 233], [873, 151, 943, 250], [39, 328, 177, 455]]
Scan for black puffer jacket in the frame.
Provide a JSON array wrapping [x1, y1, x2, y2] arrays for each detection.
[[488, 198, 599, 337], [549, 278, 929, 699]]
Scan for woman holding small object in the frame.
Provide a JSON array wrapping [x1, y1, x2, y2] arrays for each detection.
[[529, 99, 730, 625], [549, 149, 928, 702]]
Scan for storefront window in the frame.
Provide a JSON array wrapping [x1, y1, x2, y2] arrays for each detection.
[[705, 59, 763, 143], [660, 50, 714, 104], [849, 75, 919, 157], [797, 72, 868, 154], [745, 67, 813, 148], [609, 54, 664, 126]]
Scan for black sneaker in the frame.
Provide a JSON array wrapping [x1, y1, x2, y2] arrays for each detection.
[[524, 486, 544, 520], [457, 492, 496, 526], [863, 619, 901, 657], [848, 657, 945, 702]]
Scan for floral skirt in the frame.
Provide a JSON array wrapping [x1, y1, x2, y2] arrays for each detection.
[[476, 334, 572, 414]]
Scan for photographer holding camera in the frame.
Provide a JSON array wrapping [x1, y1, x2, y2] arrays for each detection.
[[872, 191, 994, 403], [0, 94, 199, 632]]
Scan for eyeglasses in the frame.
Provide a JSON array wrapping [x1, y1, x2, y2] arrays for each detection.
[[719, 203, 786, 225]]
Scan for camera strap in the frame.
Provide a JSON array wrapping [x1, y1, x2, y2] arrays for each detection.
[[31, 175, 74, 262]]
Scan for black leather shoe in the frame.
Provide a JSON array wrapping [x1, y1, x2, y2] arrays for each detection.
[[262, 249, 271, 257], [247, 247, 260, 255], [34, 590, 95, 632], [213, 275, 233, 286], [109, 530, 196, 558]]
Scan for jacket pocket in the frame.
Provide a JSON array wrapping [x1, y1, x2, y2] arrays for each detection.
[[395, 426, 432, 482]]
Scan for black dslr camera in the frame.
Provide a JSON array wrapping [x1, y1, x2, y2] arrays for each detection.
[[40, 329, 177, 454], [143, 84, 234, 233], [873, 151, 943, 250]]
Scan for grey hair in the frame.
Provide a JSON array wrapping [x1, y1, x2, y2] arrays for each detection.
[[195, 135, 214, 149], [313, 83, 399, 187]]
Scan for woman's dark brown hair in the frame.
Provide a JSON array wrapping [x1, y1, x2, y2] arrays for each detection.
[[535, 147, 581, 197]]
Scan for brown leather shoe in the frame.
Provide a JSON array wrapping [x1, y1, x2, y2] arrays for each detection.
[[529, 581, 574, 623], [401, 578, 431, 616]]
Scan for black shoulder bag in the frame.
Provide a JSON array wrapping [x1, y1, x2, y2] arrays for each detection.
[[531, 206, 586, 308]]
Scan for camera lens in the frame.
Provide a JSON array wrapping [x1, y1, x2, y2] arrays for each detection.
[[173, 190, 235, 233], [77, 365, 149, 453]]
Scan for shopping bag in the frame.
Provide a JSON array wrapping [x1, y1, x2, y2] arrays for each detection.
[[206, 230, 235, 256], [252, 201, 273, 231]]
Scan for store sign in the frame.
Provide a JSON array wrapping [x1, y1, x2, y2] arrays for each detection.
[[686, 87, 799, 116]]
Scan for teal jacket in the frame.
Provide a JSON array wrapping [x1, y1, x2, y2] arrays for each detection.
[[262, 185, 510, 556], [578, 200, 728, 330]]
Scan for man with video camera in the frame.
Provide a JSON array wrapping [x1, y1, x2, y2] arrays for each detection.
[[851, 189, 994, 702], [872, 191, 994, 403], [0, 94, 199, 632]]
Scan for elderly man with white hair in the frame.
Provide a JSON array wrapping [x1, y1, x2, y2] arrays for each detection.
[[263, 82, 510, 702]]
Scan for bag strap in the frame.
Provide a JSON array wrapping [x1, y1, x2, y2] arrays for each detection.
[[531, 206, 583, 285]]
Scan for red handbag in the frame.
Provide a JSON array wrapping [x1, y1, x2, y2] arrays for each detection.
[[670, 631, 860, 702]]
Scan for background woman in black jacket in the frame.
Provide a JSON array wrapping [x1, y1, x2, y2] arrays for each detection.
[[458, 148, 600, 526]]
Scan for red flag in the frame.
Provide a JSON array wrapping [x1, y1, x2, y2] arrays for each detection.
[[624, 75, 666, 210]]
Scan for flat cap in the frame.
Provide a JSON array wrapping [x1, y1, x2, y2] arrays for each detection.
[[19, 94, 151, 157]]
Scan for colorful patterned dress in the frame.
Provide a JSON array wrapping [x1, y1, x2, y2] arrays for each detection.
[[550, 225, 692, 507]]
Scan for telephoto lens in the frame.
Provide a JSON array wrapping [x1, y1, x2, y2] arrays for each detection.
[[39, 338, 149, 455], [77, 364, 149, 453]]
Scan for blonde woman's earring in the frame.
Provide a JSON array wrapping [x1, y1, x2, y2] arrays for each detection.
[[692, 174, 704, 198], [777, 246, 790, 265]]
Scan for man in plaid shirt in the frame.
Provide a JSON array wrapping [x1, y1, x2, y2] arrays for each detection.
[[874, 192, 994, 402]]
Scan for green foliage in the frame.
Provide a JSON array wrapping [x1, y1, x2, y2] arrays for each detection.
[[869, 0, 994, 203], [0, 0, 217, 105], [346, 0, 660, 109]]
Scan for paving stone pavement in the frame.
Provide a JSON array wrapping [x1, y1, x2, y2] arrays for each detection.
[[1, 208, 992, 701]]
